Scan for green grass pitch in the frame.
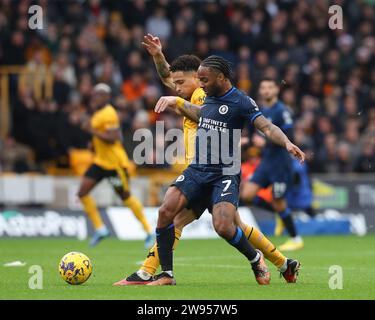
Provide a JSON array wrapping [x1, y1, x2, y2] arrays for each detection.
[[1, 235, 375, 300]]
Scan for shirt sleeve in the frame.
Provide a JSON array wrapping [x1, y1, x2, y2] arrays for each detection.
[[240, 95, 262, 123]]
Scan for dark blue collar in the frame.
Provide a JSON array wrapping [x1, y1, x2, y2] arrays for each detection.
[[216, 86, 236, 99]]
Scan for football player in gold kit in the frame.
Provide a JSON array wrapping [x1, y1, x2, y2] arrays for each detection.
[[78, 83, 154, 247]]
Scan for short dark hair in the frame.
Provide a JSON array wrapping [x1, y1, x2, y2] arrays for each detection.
[[169, 54, 201, 73], [259, 77, 279, 86], [200, 55, 233, 80]]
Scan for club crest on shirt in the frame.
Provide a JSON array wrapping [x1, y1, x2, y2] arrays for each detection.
[[176, 175, 185, 182], [219, 105, 229, 115]]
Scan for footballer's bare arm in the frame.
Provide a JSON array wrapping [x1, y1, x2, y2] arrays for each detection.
[[142, 34, 175, 89], [154, 96, 201, 123], [253, 115, 305, 163]]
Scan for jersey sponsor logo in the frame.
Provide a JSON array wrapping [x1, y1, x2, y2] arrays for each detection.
[[200, 117, 228, 132], [176, 175, 185, 182], [218, 104, 229, 115]]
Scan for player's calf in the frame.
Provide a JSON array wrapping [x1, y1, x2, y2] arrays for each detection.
[[157, 187, 188, 228]]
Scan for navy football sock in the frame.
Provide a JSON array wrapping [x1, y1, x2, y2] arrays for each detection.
[[227, 226, 258, 262], [278, 208, 298, 238], [156, 224, 175, 272], [253, 196, 274, 212]]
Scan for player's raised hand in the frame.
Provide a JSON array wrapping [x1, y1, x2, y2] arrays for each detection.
[[142, 33, 162, 56], [286, 141, 305, 163], [154, 96, 177, 113]]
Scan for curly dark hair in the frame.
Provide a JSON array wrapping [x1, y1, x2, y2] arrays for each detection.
[[169, 54, 201, 73]]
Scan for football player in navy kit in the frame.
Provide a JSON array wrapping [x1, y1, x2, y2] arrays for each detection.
[[241, 78, 304, 251], [148, 56, 305, 286]]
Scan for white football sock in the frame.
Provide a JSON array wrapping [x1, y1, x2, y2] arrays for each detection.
[[164, 270, 173, 277], [279, 259, 288, 273], [250, 252, 260, 264]]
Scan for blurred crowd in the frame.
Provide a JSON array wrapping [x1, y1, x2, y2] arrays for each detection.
[[0, 0, 374, 174]]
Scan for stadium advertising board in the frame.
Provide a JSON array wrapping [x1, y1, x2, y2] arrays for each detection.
[[0, 210, 88, 239]]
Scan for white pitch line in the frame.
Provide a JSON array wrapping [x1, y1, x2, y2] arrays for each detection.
[[174, 256, 235, 261], [134, 261, 249, 269], [134, 256, 236, 265], [175, 263, 249, 269]]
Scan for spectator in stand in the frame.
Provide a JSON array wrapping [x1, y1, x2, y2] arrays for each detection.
[[145, 6, 172, 41], [0, 0, 373, 174], [354, 136, 375, 173]]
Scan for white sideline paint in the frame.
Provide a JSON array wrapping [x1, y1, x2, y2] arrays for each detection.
[[135, 255, 239, 265], [175, 263, 249, 270]]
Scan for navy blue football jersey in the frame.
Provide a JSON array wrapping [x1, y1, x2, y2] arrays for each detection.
[[190, 87, 262, 173], [260, 100, 293, 162]]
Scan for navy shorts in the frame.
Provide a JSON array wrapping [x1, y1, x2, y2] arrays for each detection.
[[250, 161, 292, 199], [186, 192, 212, 217], [171, 166, 241, 211]]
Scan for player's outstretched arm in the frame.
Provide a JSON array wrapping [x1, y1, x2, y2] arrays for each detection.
[[253, 115, 305, 163], [142, 33, 175, 89], [154, 96, 201, 123]]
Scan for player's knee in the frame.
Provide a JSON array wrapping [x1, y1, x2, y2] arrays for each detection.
[[120, 190, 131, 200], [213, 218, 232, 240], [272, 199, 286, 212], [77, 189, 87, 199], [158, 205, 176, 224]]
